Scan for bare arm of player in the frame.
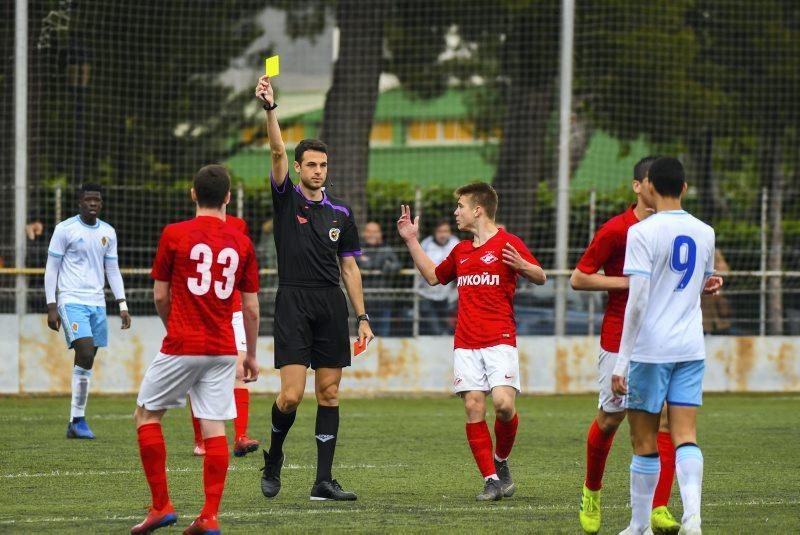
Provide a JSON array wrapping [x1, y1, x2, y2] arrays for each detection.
[[153, 280, 171, 329], [611, 275, 651, 396], [339, 256, 376, 344], [255, 75, 288, 186], [397, 205, 439, 285], [44, 254, 62, 331], [502, 243, 546, 285], [240, 291, 260, 383], [570, 269, 629, 291]]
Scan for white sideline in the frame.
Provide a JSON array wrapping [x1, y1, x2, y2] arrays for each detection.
[[2, 463, 407, 479], [1, 499, 797, 526]]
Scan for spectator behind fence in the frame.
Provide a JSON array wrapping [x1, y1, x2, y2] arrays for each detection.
[[418, 219, 459, 334], [356, 221, 401, 337], [257, 218, 278, 286], [701, 249, 732, 334]]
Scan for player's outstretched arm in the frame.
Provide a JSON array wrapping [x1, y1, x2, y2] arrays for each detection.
[[153, 280, 171, 329], [570, 268, 628, 292], [44, 254, 62, 331], [255, 75, 288, 187], [612, 275, 650, 396], [397, 205, 438, 285], [241, 291, 260, 383], [339, 256, 375, 344]]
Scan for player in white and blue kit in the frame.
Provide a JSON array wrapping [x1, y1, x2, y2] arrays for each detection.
[[611, 158, 715, 535], [44, 184, 131, 439]]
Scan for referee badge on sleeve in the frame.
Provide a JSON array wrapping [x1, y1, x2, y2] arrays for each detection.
[[329, 228, 340, 242]]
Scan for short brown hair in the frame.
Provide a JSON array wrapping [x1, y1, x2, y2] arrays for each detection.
[[194, 164, 231, 208], [454, 182, 498, 219]]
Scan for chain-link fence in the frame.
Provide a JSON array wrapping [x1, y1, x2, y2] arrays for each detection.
[[2, 0, 798, 336]]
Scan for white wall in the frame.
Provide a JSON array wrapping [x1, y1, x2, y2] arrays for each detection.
[[1, 314, 799, 394]]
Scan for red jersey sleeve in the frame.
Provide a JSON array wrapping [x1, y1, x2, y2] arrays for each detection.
[[151, 226, 175, 281], [576, 224, 615, 274], [237, 239, 260, 293], [435, 245, 458, 285]]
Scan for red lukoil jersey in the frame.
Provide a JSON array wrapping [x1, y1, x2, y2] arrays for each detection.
[[151, 215, 259, 356], [575, 205, 640, 353], [435, 228, 540, 350]]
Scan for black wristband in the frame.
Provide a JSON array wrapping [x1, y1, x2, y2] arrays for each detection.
[[263, 101, 277, 111]]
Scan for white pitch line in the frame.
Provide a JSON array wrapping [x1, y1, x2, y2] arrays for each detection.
[[1, 499, 798, 526], [1, 464, 407, 479]]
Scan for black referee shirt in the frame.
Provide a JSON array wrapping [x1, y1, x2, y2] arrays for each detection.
[[271, 172, 361, 288]]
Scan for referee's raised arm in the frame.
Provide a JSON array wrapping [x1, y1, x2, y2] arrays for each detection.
[[255, 75, 288, 186]]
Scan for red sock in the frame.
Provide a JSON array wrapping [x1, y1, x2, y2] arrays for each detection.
[[494, 412, 519, 461], [466, 421, 496, 478], [233, 388, 249, 440], [585, 419, 616, 491], [653, 431, 676, 507], [190, 404, 202, 444], [137, 423, 170, 510], [201, 436, 229, 518]]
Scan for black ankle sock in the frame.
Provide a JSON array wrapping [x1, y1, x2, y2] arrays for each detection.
[[314, 405, 339, 484], [268, 401, 296, 459]]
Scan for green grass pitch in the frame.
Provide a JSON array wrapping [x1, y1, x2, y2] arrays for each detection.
[[0, 394, 797, 533]]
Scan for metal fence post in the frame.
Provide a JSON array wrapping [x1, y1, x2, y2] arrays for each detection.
[[554, 0, 575, 337], [759, 187, 767, 337], [412, 187, 422, 337], [15, 0, 29, 318]]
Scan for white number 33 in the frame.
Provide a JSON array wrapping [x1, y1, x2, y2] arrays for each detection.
[[187, 243, 240, 299]]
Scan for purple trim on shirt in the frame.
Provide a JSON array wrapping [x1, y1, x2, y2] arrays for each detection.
[[270, 171, 289, 194], [338, 250, 362, 257], [292, 185, 352, 217]]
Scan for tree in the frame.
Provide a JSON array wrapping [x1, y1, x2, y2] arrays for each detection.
[[26, 0, 267, 186], [319, 0, 390, 226]]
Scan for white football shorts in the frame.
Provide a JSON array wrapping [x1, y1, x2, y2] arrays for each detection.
[[137, 352, 237, 420], [597, 350, 625, 413], [232, 311, 247, 352], [453, 344, 521, 393]]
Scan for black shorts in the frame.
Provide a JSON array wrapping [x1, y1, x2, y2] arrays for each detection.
[[273, 286, 351, 369]]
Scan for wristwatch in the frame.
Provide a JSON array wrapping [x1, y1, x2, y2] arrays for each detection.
[[263, 101, 278, 111], [357, 314, 370, 323]]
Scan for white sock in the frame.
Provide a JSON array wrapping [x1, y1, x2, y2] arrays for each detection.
[[485, 474, 499, 481], [70, 365, 92, 420], [676, 444, 704, 522], [630, 455, 660, 532]]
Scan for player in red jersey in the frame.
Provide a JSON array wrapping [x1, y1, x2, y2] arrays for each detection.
[[189, 214, 260, 458], [398, 182, 546, 501], [571, 156, 722, 535], [131, 165, 260, 535]]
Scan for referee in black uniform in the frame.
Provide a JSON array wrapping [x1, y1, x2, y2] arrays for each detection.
[[255, 75, 374, 501]]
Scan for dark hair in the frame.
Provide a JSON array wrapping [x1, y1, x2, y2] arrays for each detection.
[[193, 164, 231, 208], [648, 157, 686, 198], [633, 155, 660, 181], [454, 182, 499, 219], [434, 218, 451, 230], [77, 183, 103, 198], [295, 139, 328, 164]]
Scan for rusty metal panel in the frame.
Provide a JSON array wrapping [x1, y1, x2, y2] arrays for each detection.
[[7, 315, 800, 394]]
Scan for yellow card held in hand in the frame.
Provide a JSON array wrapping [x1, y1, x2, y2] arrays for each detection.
[[265, 55, 280, 77]]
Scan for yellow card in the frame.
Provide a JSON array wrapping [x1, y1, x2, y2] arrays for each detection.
[[265, 55, 280, 77]]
